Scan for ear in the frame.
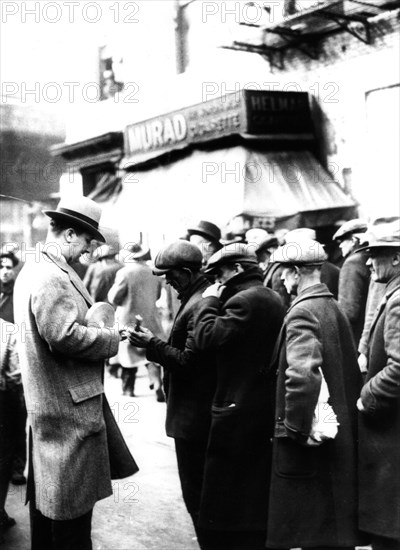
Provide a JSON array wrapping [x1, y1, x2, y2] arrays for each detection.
[[392, 251, 400, 266], [64, 228, 75, 242]]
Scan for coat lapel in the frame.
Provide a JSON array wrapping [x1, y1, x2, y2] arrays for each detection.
[[43, 251, 93, 307]]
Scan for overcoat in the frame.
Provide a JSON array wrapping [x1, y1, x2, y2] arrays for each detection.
[[358, 273, 400, 540], [146, 275, 216, 442], [267, 283, 364, 548], [108, 260, 165, 368], [145, 275, 217, 519], [13, 250, 120, 520], [338, 248, 370, 346], [194, 269, 285, 531]]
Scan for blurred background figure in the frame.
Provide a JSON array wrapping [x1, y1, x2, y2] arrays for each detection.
[[0, 252, 27, 487], [0, 319, 20, 544], [83, 244, 122, 303], [108, 243, 166, 401], [187, 220, 222, 266], [333, 219, 370, 347]]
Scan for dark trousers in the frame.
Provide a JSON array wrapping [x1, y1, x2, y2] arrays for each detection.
[[174, 437, 209, 548], [121, 367, 137, 396], [371, 535, 400, 550], [199, 529, 267, 550], [30, 501, 93, 550]]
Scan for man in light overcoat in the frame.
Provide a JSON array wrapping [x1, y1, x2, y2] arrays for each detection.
[[356, 219, 400, 550], [13, 196, 120, 550]]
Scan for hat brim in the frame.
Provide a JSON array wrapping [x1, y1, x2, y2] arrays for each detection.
[[356, 242, 400, 253], [43, 210, 105, 243], [152, 266, 170, 276], [187, 228, 221, 244]]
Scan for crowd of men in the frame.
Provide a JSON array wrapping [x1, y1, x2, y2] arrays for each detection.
[[0, 195, 399, 550]]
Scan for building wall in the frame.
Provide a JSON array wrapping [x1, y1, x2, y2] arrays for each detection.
[[183, 3, 400, 220]]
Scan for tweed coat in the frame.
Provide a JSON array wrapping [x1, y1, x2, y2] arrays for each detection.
[[108, 260, 165, 368], [338, 248, 370, 346], [358, 273, 400, 540], [146, 275, 216, 442], [13, 250, 120, 520], [194, 269, 285, 531], [267, 283, 364, 548]]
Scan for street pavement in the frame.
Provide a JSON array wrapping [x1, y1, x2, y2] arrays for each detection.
[[2, 367, 199, 550]]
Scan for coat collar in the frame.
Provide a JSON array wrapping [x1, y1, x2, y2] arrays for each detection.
[[42, 250, 93, 306], [368, 273, 400, 339], [287, 283, 333, 314], [220, 268, 263, 303]]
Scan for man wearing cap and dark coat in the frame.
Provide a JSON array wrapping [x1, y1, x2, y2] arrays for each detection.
[[333, 219, 370, 346], [193, 243, 285, 550], [356, 219, 400, 550], [13, 196, 122, 550], [266, 239, 365, 550], [108, 243, 166, 400], [128, 241, 217, 546], [83, 244, 122, 303]]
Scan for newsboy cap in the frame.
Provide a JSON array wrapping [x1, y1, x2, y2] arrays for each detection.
[[332, 219, 368, 241], [284, 227, 316, 242], [357, 217, 400, 252], [187, 220, 221, 244], [44, 196, 105, 242], [153, 241, 203, 275], [270, 239, 328, 266], [256, 236, 279, 256], [205, 243, 258, 273]]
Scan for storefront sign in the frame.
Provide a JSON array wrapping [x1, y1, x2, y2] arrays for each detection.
[[124, 90, 313, 166]]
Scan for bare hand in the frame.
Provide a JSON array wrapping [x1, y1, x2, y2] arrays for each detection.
[[358, 353, 368, 373], [356, 397, 365, 412], [127, 326, 154, 348], [202, 282, 224, 299]]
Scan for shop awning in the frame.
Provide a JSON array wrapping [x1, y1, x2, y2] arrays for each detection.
[[107, 144, 357, 244], [241, 149, 357, 228]]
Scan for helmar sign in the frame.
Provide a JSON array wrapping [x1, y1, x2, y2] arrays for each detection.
[[124, 90, 313, 166]]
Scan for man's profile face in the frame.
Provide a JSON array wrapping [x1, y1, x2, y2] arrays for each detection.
[[164, 268, 191, 294], [0, 257, 15, 284], [366, 249, 399, 283], [214, 264, 237, 285], [338, 237, 354, 258], [66, 230, 94, 264], [281, 265, 298, 295]]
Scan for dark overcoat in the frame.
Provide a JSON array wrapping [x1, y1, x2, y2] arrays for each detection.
[[194, 269, 285, 531], [267, 283, 364, 548], [338, 248, 370, 346], [146, 275, 216, 443], [13, 250, 120, 520], [358, 273, 400, 540]]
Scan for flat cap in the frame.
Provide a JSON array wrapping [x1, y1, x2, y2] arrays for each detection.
[[187, 220, 221, 244], [284, 227, 316, 242], [256, 236, 279, 256], [332, 219, 368, 241], [270, 239, 328, 265], [205, 243, 258, 273], [153, 241, 203, 275], [357, 217, 400, 252]]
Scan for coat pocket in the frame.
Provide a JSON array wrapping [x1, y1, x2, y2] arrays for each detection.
[[69, 379, 105, 439], [275, 436, 317, 478]]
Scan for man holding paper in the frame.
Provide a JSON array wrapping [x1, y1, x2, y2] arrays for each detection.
[[266, 239, 365, 550]]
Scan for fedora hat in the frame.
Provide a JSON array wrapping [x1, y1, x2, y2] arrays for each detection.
[[357, 217, 400, 252], [44, 196, 105, 242], [187, 220, 222, 244], [127, 243, 151, 261]]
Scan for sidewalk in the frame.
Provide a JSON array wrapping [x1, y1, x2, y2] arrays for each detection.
[[2, 367, 199, 550]]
